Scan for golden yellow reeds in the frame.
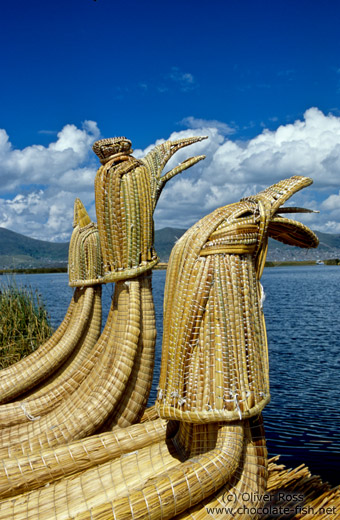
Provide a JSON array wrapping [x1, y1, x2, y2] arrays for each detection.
[[0, 152, 328, 520], [0, 417, 175, 499], [0, 285, 102, 428], [93, 136, 207, 282]]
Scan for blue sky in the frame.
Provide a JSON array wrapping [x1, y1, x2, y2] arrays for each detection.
[[1, 0, 340, 241]]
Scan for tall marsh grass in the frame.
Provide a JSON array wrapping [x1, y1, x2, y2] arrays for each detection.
[[0, 279, 53, 369]]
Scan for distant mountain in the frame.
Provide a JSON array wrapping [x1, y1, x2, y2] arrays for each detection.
[[154, 227, 186, 262], [0, 226, 339, 269], [0, 228, 68, 269], [267, 230, 340, 261]]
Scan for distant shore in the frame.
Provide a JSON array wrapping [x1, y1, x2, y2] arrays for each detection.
[[154, 259, 340, 269], [0, 267, 67, 275], [0, 258, 338, 276]]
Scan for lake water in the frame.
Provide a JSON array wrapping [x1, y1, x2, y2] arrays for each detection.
[[1, 266, 339, 486]]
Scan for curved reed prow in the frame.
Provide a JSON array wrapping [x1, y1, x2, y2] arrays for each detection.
[[0, 199, 103, 405], [151, 175, 319, 518], [68, 198, 104, 287]]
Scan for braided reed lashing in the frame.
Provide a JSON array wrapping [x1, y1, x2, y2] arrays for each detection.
[[68, 199, 104, 287], [92, 136, 207, 282]]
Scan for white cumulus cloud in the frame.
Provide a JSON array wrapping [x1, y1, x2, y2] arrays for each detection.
[[149, 108, 340, 233], [0, 121, 100, 241], [0, 108, 340, 244]]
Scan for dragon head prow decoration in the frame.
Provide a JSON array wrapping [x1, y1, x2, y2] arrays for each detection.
[[156, 175, 318, 423], [241, 176, 319, 276], [92, 135, 207, 282]]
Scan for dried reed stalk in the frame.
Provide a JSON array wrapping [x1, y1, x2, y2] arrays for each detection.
[[261, 458, 340, 520]]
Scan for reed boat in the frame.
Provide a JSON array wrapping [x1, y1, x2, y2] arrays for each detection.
[[0, 136, 338, 519]]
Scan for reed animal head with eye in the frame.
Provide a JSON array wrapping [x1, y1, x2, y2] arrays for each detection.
[[92, 136, 207, 282], [156, 176, 319, 423]]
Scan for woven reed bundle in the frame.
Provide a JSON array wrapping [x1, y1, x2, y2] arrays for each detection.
[[0, 286, 95, 403], [0, 285, 102, 428], [176, 416, 267, 519], [0, 421, 244, 519], [140, 404, 159, 422], [101, 273, 157, 429], [93, 136, 206, 282], [2, 416, 337, 519], [156, 176, 318, 424], [164, 429, 339, 519], [0, 199, 104, 404], [68, 198, 104, 287], [0, 417, 175, 499], [0, 280, 137, 453]]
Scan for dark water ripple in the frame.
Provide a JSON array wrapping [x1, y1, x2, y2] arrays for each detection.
[[4, 266, 339, 486], [261, 266, 340, 485]]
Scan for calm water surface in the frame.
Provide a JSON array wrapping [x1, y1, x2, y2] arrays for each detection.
[[3, 266, 339, 486]]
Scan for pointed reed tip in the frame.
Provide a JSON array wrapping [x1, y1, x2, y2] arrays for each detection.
[[73, 199, 91, 228], [276, 206, 319, 215], [187, 135, 208, 143]]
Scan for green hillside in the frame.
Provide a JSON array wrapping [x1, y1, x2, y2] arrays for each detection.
[[154, 227, 186, 262], [0, 228, 68, 269]]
